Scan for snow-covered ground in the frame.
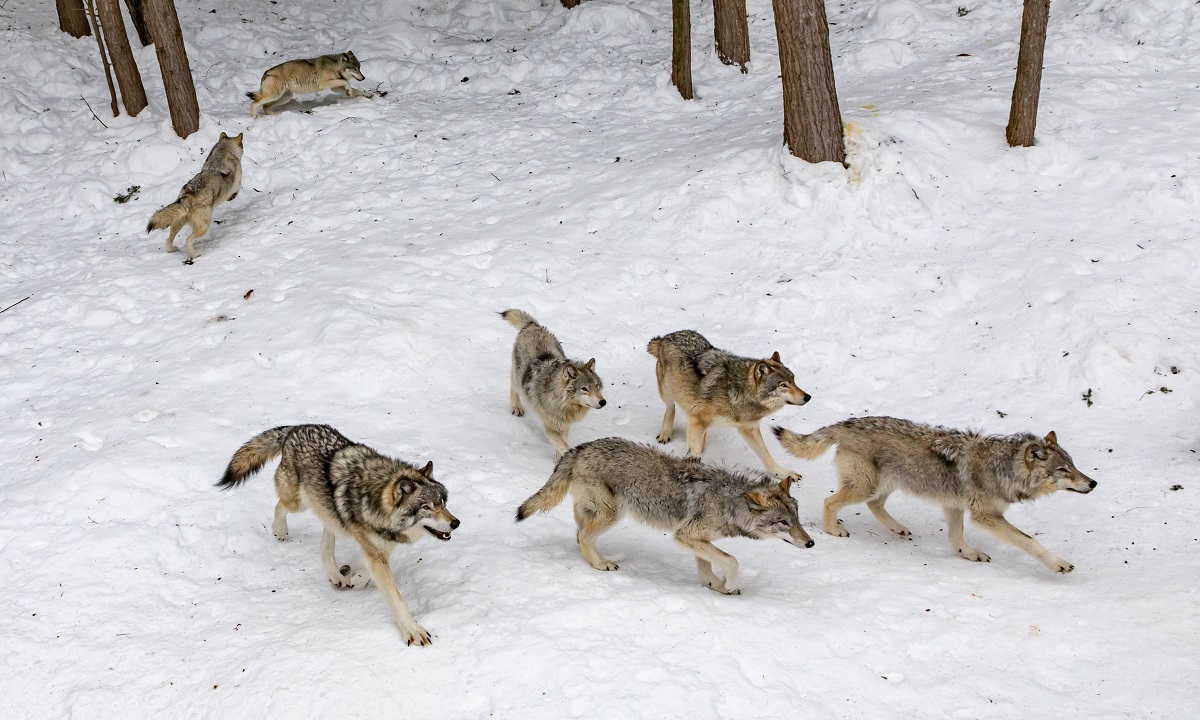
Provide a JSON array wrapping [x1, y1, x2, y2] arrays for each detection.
[[1, 0, 1198, 716]]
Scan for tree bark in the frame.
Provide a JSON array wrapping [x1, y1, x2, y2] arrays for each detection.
[[672, 0, 693, 99], [124, 0, 153, 46], [560, 0, 580, 7], [1006, 0, 1050, 147], [143, 0, 199, 138], [713, 0, 750, 72], [772, 0, 845, 164], [97, 0, 147, 116], [57, 0, 91, 37], [84, 0, 120, 116]]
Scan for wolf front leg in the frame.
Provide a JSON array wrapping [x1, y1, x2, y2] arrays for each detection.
[[971, 512, 1072, 573], [943, 507, 989, 562], [321, 527, 368, 589], [675, 533, 740, 595], [354, 534, 431, 645], [542, 419, 572, 457], [738, 424, 801, 481]]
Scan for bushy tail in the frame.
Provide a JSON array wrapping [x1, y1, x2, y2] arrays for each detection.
[[772, 425, 837, 460], [515, 454, 574, 521], [646, 336, 663, 357], [147, 200, 187, 233], [217, 426, 291, 489], [245, 90, 259, 101], [500, 309, 538, 331]]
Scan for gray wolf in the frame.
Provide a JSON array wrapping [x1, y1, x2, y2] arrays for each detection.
[[248, 51, 373, 117], [147, 132, 243, 264], [217, 424, 459, 645], [516, 437, 813, 594], [648, 330, 811, 481], [773, 417, 1097, 573], [501, 309, 605, 457]]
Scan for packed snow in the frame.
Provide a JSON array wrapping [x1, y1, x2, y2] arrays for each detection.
[[1, 0, 1198, 717]]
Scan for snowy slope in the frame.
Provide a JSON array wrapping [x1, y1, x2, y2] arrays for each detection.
[[1, 0, 1198, 717]]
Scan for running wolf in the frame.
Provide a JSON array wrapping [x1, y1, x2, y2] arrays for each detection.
[[248, 51, 373, 117], [147, 132, 243, 264], [516, 438, 813, 594], [648, 330, 811, 481], [501, 309, 605, 456], [773, 417, 1097, 573], [217, 424, 459, 645]]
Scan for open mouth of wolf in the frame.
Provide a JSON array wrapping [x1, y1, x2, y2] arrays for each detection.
[[425, 527, 452, 541]]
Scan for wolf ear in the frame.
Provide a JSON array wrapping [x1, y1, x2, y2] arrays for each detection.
[[745, 490, 770, 510], [771, 351, 781, 363], [220, 132, 229, 139], [391, 477, 416, 504], [585, 358, 596, 370], [564, 365, 578, 379], [1044, 431, 1057, 446], [1025, 443, 1047, 463], [755, 361, 771, 379], [419, 461, 433, 478]]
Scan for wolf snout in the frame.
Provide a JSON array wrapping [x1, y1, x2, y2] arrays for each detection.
[[804, 539, 815, 548], [450, 518, 461, 530], [598, 399, 607, 408]]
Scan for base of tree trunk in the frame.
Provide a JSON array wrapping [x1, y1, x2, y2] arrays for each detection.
[[713, 0, 750, 73], [1006, 0, 1050, 147], [773, 0, 845, 164], [672, 0, 693, 99]]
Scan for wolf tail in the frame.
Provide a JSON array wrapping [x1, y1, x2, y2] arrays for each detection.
[[246, 90, 258, 101], [515, 452, 575, 521], [217, 426, 291, 489], [772, 425, 837, 460], [500, 309, 538, 331], [646, 336, 663, 357], [147, 200, 187, 233]]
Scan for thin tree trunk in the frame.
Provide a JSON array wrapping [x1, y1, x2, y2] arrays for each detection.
[[124, 0, 153, 46], [713, 0, 750, 72], [57, 0, 91, 37], [97, 0, 147, 116], [84, 0, 120, 116], [672, 0, 693, 99], [143, 0, 199, 138], [772, 0, 845, 164], [1006, 0, 1050, 147]]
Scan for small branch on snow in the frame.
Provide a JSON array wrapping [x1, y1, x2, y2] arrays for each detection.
[[81, 96, 108, 128], [0, 296, 31, 315]]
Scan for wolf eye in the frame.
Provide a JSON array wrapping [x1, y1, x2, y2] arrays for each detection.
[[420, 504, 431, 512], [580, 386, 588, 392]]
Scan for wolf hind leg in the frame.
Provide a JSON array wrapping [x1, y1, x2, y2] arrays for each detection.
[[182, 208, 211, 263], [573, 494, 619, 571], [261, 88, 293, 115], [676, 534, 740, 595], [823, 452, 877, 537], [866, 491, 911, 538], [272, 464, 301, 540], [164, 219, 185, 253], [323, 526, 368, 589], [944, 506, 989, 562], [684, 415, 709, 458], [510, 368, 524, 417]]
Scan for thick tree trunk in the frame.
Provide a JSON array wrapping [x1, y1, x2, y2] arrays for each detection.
[[772, 0, 845, 164], [672, 0, 693, 99], [97, 0, 147, 116], [57, 0, 91, 37], [560, 0, 580, 7], [713, 0, 750, 72], [124, 0, 153, 46], [1006, 0, 1050, 147], [143, 0, 199, 138]]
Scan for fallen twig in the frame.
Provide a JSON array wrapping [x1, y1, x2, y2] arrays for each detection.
[[0, 296, 31, 315], [81, 96, 108, 128]]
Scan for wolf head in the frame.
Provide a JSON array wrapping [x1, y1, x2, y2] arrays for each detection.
[[752, 352, 811, 409], [742, 477, 814, 548], [341, 51, 365, 81], [384, 461, 459, 542], [1022, 431, 1097, 497], [565, 358, 606, 410], [217, 132, 244, 155]]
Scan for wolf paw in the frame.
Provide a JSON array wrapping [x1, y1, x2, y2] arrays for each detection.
[[656, 431, 672, 444], [273, 529, 288, 542], [772, 468, 803, 483], [402, 624, 432, 647], [958, 548, 990, 563], [825, 521, 850, 538], [511, 407, 524, 417], [329, 566, 369, 589], [704, 580, 740, 595], [590, 560, 619, 571], [1050, 559, 1074, 574], [893, 528, 912, 539]]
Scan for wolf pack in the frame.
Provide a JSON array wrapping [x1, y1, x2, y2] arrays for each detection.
[[161, 52, 1098, 647]]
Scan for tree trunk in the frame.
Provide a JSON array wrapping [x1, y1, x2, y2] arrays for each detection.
[[124, 0, 153, 46], [84, 0, 120, 116], [1006, 0, 1050, 147], [713, 0, 750, 72], [560, 0, 580, 7], [143, 0, 199, 138], [672, 0, 693, 99], [772, 0, 845, 164], [57, 0, 91, 37], [97, 0, 147, 116]]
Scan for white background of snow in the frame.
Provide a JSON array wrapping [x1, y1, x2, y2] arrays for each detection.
[[1, 0, 1198, 716]]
